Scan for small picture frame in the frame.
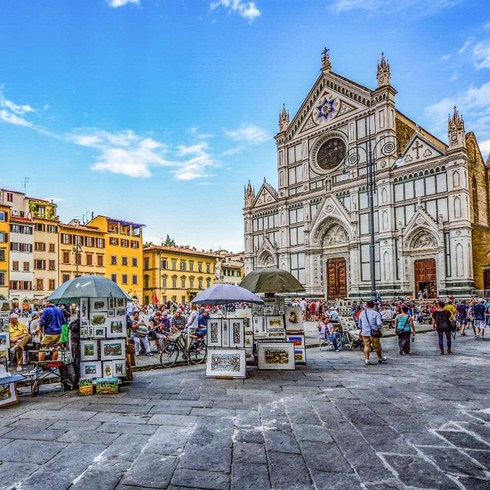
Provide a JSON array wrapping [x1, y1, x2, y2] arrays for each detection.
[[206, 349, 246, 379], [102, 361, 113, 378], [263, 306, 274, 316], [90, 298, 107, 312], [117, 298, 125, 308], [245, 347, 254, 364], [207, 318, 222, 347], [0, 301, 11, 319], [222, 319, 230, 347], [116, 307, 126, 317], [294, 348, 307, 364], [285, 306, 303, 332], [0, 382, 19, 407], [80, 361, 102, 379], [106, 317, 127, 339], [112, 359, 126, 377], [100, 340, 126, 360], [80, 340, 98, 361], [80, 298, 89, 321], [229, 319, 245, 348], [253, 316, 265, 335], [258, 342, 295, 370], [108, 298, 115, 309], [286, 334, 304, 348], [107, 309, 115, 318], [266, 315, 284, 332], [90, 313, 107, 328], [93, 326, 106, 339], [0, 331, 10, 350]]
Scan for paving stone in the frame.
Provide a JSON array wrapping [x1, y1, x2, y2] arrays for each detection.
[[91, 412, 153, 424], [101, 433, 151, 462], [0, 439, 66, 464], [233, 441, 267, 464], [57, 429, 121, 445], [171, 468, 230, 490], [267, 451, 313, 489], [5, 418, 54, 430], [234, 427, 265, 444], [382, 453, 461, 489], [96, 422, 158, 435], [311, 471, 363, 489], [179, 443, 232, 473], [17, 408, 97, 421], [263, 429, 301, 454], [147, 405, 193, 415], [146, 413, 197, 426], [465, 449, 490, 468], [231, 462, 270, 489], [121, 453, 177, 488], [299, 440, 353, 473], [292, 423, 333, 443], [71, 460, 128, 489], [434, 430, 490, 450], [419, 446, 487, 478], [19, 443, 108, 490], [0, 462, 40, 489], [0, 428, 66, 441], [81, 403, 152, 414], [144, 426, 192, 455], [188, 417, 233, 446], [48, 419, 102, 431], [457, 476, 490, 489]]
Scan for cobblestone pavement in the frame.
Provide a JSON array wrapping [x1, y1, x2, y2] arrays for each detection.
[[1, 331, 489, 490]]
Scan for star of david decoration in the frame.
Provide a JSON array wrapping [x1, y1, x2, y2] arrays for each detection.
[[316, 97, 335, 121]]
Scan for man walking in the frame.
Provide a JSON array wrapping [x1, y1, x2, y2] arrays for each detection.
[[39, 298, 64, 361], [358, 301, 387, 365]]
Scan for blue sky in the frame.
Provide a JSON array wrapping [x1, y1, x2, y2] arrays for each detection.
[[0, 0, 489, 252]]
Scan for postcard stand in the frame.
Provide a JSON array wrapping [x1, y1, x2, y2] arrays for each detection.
[[79, 297, 129, 391]]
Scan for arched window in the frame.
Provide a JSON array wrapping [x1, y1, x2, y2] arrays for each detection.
[[381, 188, 388, 203], [454, 197, 462, 219], [452, 170, 460, 188], [161, 274, 167, 288], [382, 211, 388, 230], [181, 276, 186, 289], [383, 252, 390, 281]]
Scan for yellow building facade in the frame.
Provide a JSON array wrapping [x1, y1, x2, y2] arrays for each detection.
[[29, 198, 60, 301], [88, 216, 144, 303], [0, 204, 9, 299], [59, 221, 106, 284], [143, 246, 217, 305]]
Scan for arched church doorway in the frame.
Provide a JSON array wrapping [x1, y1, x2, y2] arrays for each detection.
[[414, 258, 437, 299], [326, 258, 347, 299]]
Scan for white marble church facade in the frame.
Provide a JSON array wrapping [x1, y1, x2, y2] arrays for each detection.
[[243, 50, 490, 299]]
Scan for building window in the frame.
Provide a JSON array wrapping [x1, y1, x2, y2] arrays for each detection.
[[360, 243, 381, 282], [61, 234, 71, 244], [97, 255, 104, 266], [162, 275, 167, 288], [143, 275, 149, 288], [289, 207, 304, 225], [131, 240, 139, 248], [132, 275, 138, 285], [144, 258, 149, 270], [172, 259, 177, 270], [289, 226, 304, 246], [180, 261, 186, 271], [132, 258, 138, 267], [0, 232, 7, 243], [35, 223, 45, 232], [121, 239, 129, 248], [36, 279, 44, 291], [206, 278, 211, 288], [206, 263, 210, 273], [111, 273, 117, 283], [172, 276, 177, 288], [63, 251, 70, 264], [198, 277, 203, 289], [161, 258, 168, 269], [122, 257, 128, 266], [62, 274, 70, 283], [110, 237, 119, 245], [445, 232, 451, 277], [0, 272, 5, 286], [35, 242, 46, 252], [85, 237, 94, 247], [96, 238, 105, 248], [198, 261, 203, 272], [181, 277, 186, 289], [49, 243, 55, 253], [12, 261, 19, 271], [111, 256, 117, 265], [290, 253, 305, 284], [23, 262, 30, 272], [47, 225, 57, 233], [0, 249, 5, 261], [34, 260, 46, 270], [6, 192, 13, 202], [121, 274, 128, 284], [86, 254, 93, 266], [189, 261, 194, 272], [0, 211, 6, 221], [189, 277, 194, 289], [49, 260, 56, 271], [49, 279, 56, 290]]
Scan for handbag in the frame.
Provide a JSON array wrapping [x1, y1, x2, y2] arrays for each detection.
[[365, 311, 382, 338]]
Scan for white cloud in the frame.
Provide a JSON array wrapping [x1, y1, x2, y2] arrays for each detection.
[[70, 129, 172, 178], [0, 88, 37, 128], [224, 124, 270, 143], [458, 37, 474, 54], [0, 109, 34, 128], [173, 142, 217, 181], [106, 0, 140, 7], [331, 0, 461, 14], [484, 21, 490, 30], [473, 40, 490, 69], [210, 0, 261, 22]]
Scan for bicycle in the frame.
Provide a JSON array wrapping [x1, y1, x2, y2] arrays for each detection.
[[160, 329, 207, 368]]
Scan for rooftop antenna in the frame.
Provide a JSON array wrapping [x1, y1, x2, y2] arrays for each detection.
[[23, 177, 30, 194]]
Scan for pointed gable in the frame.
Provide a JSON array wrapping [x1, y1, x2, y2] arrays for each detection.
[[398, 133, 444, 167], [253, 182, 279, 208], [403, 204, 442, 249]]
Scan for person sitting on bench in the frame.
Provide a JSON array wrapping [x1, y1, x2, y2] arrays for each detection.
[[8, 313, 31, 371]]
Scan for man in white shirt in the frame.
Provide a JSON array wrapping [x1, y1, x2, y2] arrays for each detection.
[[358, 301, 387, 366]]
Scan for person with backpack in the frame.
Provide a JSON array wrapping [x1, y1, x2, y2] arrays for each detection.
[[395, 305, 415, 355]]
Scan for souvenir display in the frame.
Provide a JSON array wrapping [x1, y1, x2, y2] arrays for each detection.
[[207, 317, 222, 347], [229, 319, 245, 348], [0, 382, 19, 407], [79, 378, 94, 396], [100, 340, 126, 361], [257, 342, 295, 370], [206, 349, 246, 379], [80, 340, 98, 361], [285, 306, 303, 332], [80, 361, 102, 379], [96, 377, 119, 395]]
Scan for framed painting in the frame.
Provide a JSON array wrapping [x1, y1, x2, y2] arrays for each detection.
[[80, 340, 98, 361], [93, 326, 106, 339], [79, 326, 89, 340], [266, 315, 284, 332], [257, 342, 295, 370], [100, 340, 126, 360], [90, 298, 107, 312], [90, 313, 107, 328], [221, 319, 230, 348], [0, 382, 19, 407], [263, 306, 274, 316], [108, 297, 115, 309], [207, 318, 222, 347], [252, 316, 265, 335], [0, 301, 11, 319], [116, 307, 126, 317], [294, 348, 307, 364], [102, 361, 113, 378], [80, 361, 102, 379], [206, 349, 246, 379], [244, 333, 254, 348], [286, 334, 305, 348], [0, 332, 10, 350], [229, 319, 245, 348], [107, 309, 115, 318], [243, 317, 252, 335], [79, 298, 89, 321], [116, 298, 125, 308], [112, 359, 126, 377], [106, 316, 127, 339], [245, 347, 255, 364], [285, 306, 303, 332]]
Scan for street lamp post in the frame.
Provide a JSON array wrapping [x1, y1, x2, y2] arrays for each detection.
[[342, 132, 396, 302], [73, 237, 83, 278]]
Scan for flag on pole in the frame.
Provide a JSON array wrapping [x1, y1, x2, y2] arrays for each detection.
[[152, 291, 159, 305]]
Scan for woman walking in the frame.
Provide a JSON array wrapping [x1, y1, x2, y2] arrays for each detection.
[[432, 300, 452, 355], [395, 305, 415, 354]]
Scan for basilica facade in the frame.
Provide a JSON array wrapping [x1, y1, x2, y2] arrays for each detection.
[[243, 50, 490, 299]]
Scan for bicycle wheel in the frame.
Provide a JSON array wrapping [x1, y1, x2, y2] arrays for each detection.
[[188, 340, 207, 365], [160, 342, 179, 368]]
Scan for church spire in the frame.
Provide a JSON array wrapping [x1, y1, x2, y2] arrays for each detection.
[[244, 180, 255, 208], [376, 52, 391, 87], [279, 103, 290, 132], [448, 105, 465, 148], [321, 47, 332, 72]]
